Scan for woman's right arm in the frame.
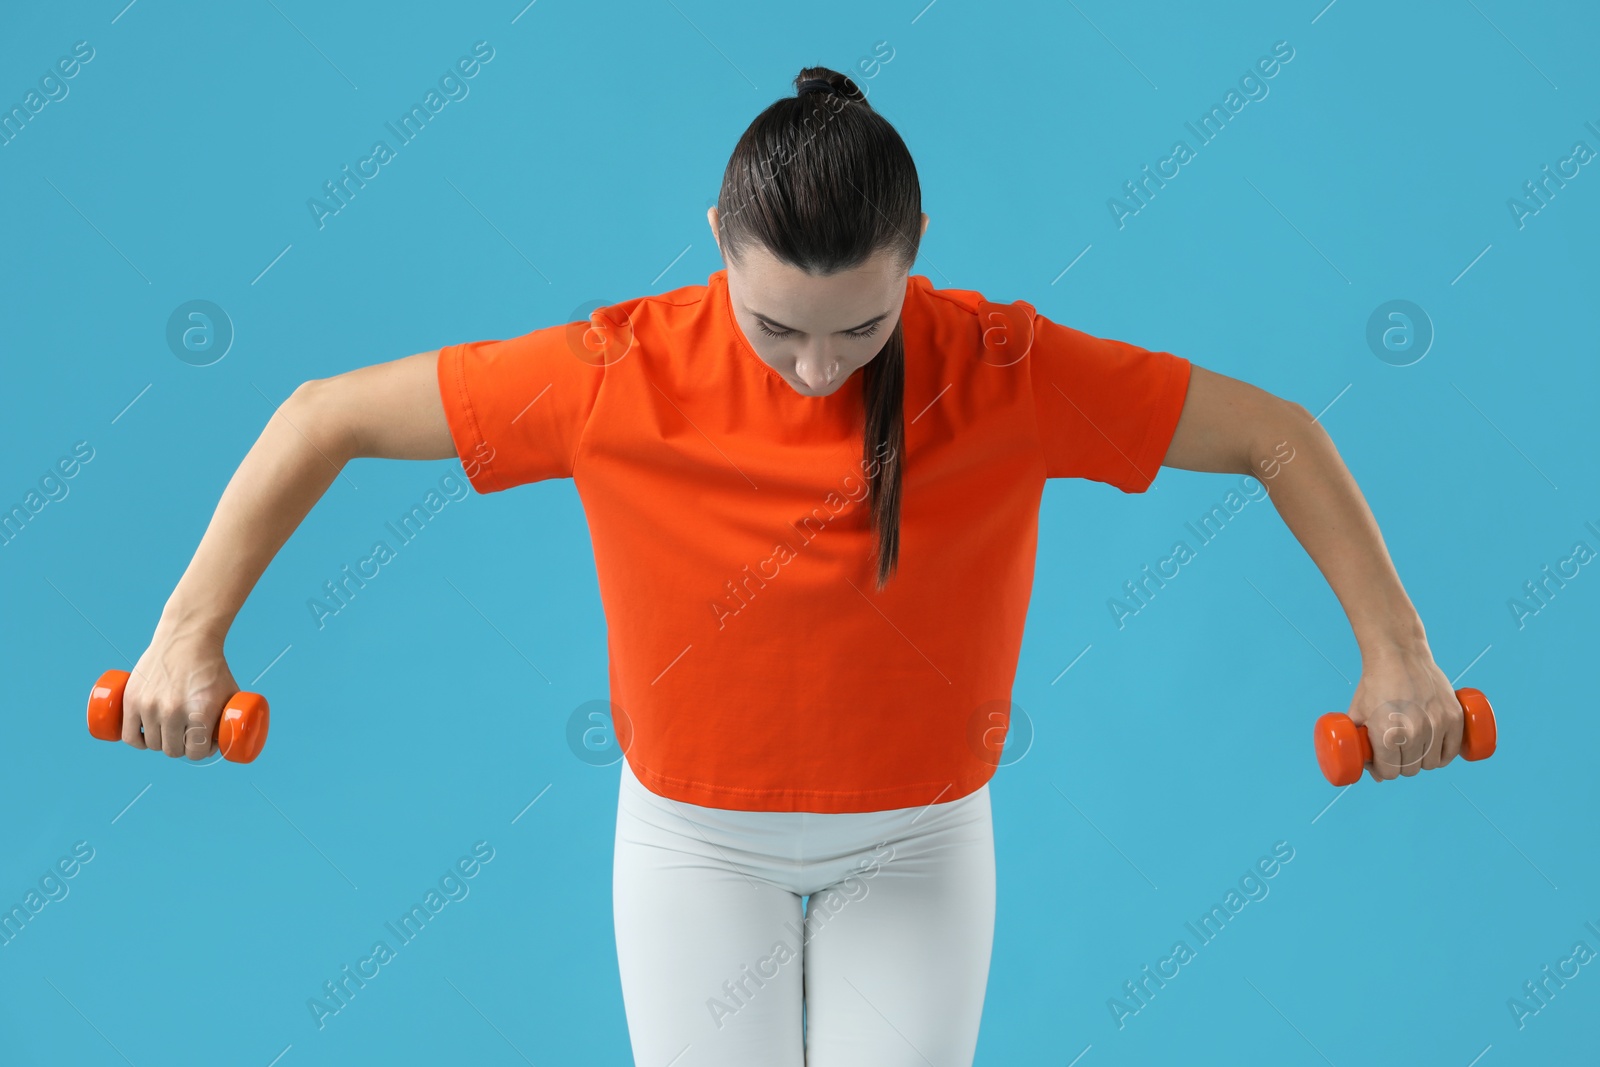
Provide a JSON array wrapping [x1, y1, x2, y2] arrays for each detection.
[[125, 349, 457, 758]]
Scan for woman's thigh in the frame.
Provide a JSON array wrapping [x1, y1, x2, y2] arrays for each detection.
[[612, 772, 808, 1067], [801, 785, 997, 1067], [611, 763, 996, 1067]]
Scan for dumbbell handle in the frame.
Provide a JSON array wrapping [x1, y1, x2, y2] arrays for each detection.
[[87, 668, 270, 763], [1313, 687, 1495, 786]]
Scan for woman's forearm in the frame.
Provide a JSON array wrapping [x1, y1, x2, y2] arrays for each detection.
[[156, 381, 353, 647], [1255, 405, 1428, 663]]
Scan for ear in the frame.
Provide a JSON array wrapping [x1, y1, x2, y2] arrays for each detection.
[[919, 212, 929, 237], [707, 206, 721, 254]]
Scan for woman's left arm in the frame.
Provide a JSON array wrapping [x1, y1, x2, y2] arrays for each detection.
[[1160, 364, 1462, 783]]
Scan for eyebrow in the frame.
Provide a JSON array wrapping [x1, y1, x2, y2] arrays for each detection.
[[745, 305, 893, 334]]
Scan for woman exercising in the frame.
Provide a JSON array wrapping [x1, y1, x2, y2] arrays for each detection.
[[118, 66, 1467, 1066]]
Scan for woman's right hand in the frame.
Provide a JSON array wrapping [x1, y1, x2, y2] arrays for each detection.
[[121, 625, 242, 759]]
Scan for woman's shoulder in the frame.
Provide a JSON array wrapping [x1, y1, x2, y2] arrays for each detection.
[[911, 274, 1038, 318], [906, 274, 1041, 371], [590, 275, 713, 330]]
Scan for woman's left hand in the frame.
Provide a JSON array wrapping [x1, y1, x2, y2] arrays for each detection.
[[1346, 644, 1464, 782]]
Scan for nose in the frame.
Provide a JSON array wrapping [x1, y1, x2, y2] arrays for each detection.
[[792, 347, 844, 391]]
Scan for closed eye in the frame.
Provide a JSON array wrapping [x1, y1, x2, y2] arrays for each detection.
[[757, 319, 882, 340]]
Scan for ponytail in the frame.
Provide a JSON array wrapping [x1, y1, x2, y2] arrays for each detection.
[[862, 318, 905, 588]]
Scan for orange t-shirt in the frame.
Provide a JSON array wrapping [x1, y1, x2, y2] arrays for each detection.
[[436, 268, 1191, 812]]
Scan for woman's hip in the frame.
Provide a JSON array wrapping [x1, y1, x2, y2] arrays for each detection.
[[613, 756, 992, 895]]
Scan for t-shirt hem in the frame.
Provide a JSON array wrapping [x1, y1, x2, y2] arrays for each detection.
[[626, 758, 998, 814]]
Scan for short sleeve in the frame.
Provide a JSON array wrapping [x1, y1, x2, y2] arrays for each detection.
[[1025, 310, 1192, 491], [435, 319, 608, 492]]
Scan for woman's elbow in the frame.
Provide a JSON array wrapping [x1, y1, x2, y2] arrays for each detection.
[[279, 377, 359, 463], [1252, 397, 1321, 476]]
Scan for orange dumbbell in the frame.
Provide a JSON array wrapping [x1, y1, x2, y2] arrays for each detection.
[[87, 668, 270, 763], [1313, 687, 1496, 786]]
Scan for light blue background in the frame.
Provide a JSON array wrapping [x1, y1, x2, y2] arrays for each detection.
[[2, 1, 1595, 1064]]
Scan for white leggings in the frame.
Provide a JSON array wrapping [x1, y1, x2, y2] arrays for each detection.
[[611, 758, 996, 1067]]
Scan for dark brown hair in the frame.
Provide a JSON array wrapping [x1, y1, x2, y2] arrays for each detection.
[[714, 65, 921, 590]]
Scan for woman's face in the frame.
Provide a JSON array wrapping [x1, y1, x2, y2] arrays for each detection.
[[709, 208, 930, 397]]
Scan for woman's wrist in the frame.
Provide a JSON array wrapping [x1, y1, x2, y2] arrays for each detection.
[[154, 592, 232, 650], [1355, 617, 1431, 666]]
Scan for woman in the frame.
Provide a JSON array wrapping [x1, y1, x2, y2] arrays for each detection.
[[120, 67, 1465, 1066]]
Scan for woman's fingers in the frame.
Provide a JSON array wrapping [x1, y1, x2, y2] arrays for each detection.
[[1351, 654, 1470, 781], [1418, 694, 1450, 770], [121, 673, 152, 750], [160, 695, 224, 758], [112, 625, 241, 759], [180, 696, 222, 761], [1363, 701, 1402, 780], [183, 716, 216, 761], [1432, 680, 1465, 769], [1394, 700, 1430, 778], [116, 652, 232, 758], [129, 706, 155, 751], [1365, 698, 1434, 779], [158, 707, 184, 757]]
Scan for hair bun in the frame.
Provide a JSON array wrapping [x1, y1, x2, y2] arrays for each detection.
[[793, 68, 862, 102]]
